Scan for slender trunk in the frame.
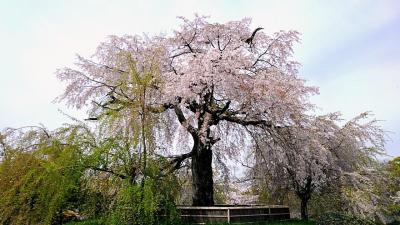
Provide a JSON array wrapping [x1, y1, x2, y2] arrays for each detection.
[[139, 87, 147, 202], [140, 88, 147, 179], [300, 196, 309, 220], [191, 141, 214, 206]]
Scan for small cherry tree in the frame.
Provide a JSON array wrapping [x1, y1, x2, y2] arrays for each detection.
[[250, 112, 385, 219]]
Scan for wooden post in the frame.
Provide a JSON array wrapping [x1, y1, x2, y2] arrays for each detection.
[[227, 208, 230, 223]]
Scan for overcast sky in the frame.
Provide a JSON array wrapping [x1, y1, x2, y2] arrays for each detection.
[[0, 0, 399, 158]]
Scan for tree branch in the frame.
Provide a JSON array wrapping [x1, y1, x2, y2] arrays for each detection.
[[87, 166, 128, 180], [169, 151, 193, 170], [155, 152, 193, 179], [174, 105, 198, 136], [147, 103, 174, 113], [220, 114, 274, 128], [216, 100, 231, 116]]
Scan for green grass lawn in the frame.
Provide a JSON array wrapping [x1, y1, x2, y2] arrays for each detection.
[[205, 220, 315, 225], [65, 219, 315, 225]]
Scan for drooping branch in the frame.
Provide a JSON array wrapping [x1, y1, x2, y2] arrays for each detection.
[[86, 166, 128, 180], [78, 56, 129, 75]]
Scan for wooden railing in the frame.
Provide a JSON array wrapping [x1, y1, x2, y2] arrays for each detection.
[[177, 205, 290, 224]]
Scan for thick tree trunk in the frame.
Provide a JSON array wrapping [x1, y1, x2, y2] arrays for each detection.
[[300, 196, 309, 220], [191, 142, 214, 206], [174, 100, 217, 206], [294, 176, 313, 220]]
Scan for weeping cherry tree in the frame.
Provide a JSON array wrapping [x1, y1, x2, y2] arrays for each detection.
[[57, 15, 318, 206]]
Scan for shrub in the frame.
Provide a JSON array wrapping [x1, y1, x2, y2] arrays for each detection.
[[387, 221, 400, 225], [0, 144, 86, 225], [105, 163, 181, 225]]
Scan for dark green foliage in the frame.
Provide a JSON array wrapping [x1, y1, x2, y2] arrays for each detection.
[[388, 157, 400, 178], [387, 221, 400, 225], [316, 212, 376, 225], [388, 157, 400, 220]]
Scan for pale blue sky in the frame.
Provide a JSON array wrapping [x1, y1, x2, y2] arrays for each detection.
[[0, 0, 399, 158]]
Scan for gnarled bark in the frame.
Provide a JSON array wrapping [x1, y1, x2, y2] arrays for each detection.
[[191, 140, 214, 206]]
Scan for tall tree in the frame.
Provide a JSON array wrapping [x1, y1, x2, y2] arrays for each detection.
[[57, 15, 317, 206]]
